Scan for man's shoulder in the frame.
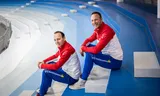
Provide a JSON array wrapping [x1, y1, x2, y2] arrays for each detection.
[[103, 23, 112, 29], [64, 42, 75, 52], [66, 42, 74, 48], [102, 24, 114, 33]]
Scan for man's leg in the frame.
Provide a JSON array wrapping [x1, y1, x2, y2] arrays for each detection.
[[39, 70, 52, 96], [69, 44, 97, 89], [69, 44, 122, 90], [85, 44, 122, 69], [92, 52, 122, 69], [81, 44, 96, 80], [81, 51, 122, 81], [38, 61, 56, 95], [69, 52, 94, 89], [44, 69, 78, 85], [81, 52, 94, 80], [39, 68, 77, 96]]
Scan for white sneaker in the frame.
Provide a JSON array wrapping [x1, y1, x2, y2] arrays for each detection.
[[36, 87, 53, 94], [69, 78, 86, 90], [36, 88, 40, 93]]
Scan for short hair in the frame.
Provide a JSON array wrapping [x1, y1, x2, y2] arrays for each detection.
[[91, 11, 102, 19], [54, 31, 65, 38]]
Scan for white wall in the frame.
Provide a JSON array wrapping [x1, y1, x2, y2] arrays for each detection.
[[158, 0, 160, 18], [117, 0, 123, 3]]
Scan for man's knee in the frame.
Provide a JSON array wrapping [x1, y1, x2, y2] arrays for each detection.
[[42, 70, 48, 76], [85, 52, 93, 57], [85, 52, 92, 55]]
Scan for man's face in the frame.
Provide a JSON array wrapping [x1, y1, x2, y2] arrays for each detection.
[[54, 33, 65, 47], [91, 14, 102, 29]]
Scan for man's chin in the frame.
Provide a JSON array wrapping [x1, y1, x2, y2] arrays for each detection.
[[94, 26, 98, 29], [56, 45, 60, 47]]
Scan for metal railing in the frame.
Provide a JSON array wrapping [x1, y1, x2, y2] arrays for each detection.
[[0, 15, 12, 54]]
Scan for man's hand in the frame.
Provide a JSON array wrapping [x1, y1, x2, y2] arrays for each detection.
[[37, 61, 44, 69], [80, 48, 84, 57]]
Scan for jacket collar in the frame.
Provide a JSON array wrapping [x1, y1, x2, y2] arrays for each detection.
[[58, 41, 67, 50], [94, 22, 105, 32]]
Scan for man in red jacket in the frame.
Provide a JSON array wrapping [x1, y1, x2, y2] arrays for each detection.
[[70, 12, 123, 89], [37, 31, 81, 96]]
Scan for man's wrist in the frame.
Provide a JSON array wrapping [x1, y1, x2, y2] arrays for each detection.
[[81, 46, 85, 51], [39, 63, 42, 69]]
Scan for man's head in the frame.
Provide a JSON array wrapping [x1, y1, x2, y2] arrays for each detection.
[[54, 31, 66, 47], [91, 12, 103, 29]]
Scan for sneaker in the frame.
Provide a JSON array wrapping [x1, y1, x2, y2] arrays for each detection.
[[36, 88, 40, 93], [69, 78, 86, 90], [36, 87, 53, 94]]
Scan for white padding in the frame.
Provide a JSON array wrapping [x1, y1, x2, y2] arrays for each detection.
[[79, 5, 87, 9], [85, 65, 111, 93], [26, 3, 30, 6], [21, 6, 25, 8], [30, 1, 35, 3], [134, 52, 160, 77], [88, 1, 96, 5], [61, 14, 68, 17], [70, 9, 77, 13], [93, 4, 99, 7]]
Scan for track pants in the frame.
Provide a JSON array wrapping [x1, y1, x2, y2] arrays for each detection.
[[39, 61, 78, 96], [81, 44, 122, 80]]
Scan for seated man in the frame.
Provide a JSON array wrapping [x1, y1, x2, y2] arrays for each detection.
[[37, 31, 81, 96], [70, 12, 123, 89]]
